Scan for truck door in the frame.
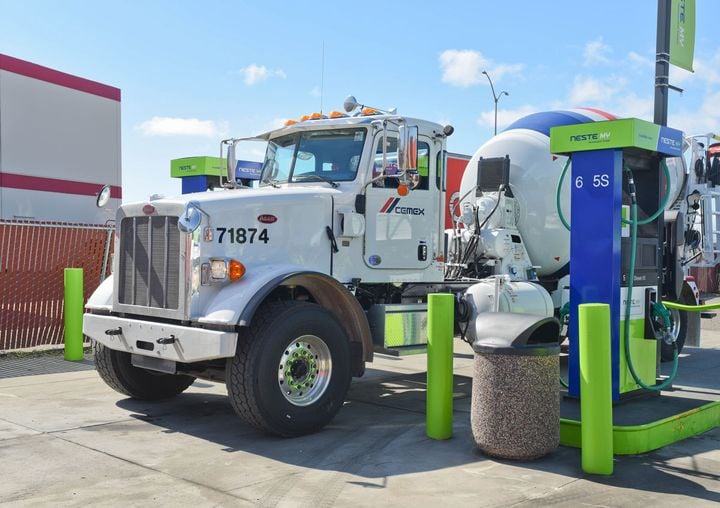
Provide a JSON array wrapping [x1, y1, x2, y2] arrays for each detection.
[[364, 133, 438, 270]]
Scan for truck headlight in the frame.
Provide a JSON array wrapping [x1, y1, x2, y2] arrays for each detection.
[[201, 258, 246, 285], [210, 259, 228, 279]]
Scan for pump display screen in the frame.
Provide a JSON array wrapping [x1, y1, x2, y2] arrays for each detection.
[[477, 156, 510, 193]]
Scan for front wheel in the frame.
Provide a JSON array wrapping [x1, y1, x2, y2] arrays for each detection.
[[227, 301, 352, 437], [93, 342, 195, 400]]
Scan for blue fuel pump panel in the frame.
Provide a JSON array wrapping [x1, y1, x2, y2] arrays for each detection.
[[567, 149, 623, 398]]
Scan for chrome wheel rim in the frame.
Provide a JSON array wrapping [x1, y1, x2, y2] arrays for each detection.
[[278, 335, 332, 406]]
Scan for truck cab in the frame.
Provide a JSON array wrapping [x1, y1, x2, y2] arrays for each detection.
[[251, 112, 448, 283], [84, 103, 455, 436]]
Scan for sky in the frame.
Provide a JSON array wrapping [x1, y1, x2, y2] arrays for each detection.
[[2, 0, 720, 203]]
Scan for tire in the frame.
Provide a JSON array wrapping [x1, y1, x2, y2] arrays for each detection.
[[227, 301, 352, 437], [93, 342, 195, 400], [661, 307, 687, 362]]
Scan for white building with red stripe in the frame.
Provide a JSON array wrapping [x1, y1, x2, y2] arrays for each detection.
[[0, 54, 121, 223]]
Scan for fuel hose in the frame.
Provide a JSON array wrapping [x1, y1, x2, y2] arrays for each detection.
[[624, 175, 678, 391], [555, 159, 680, 390]]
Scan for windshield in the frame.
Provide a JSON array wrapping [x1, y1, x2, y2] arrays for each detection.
[[260, 128, 366, 185]]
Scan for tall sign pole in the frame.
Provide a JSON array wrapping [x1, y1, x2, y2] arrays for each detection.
[[654, 0, 695, 126], [654, 0, 671, 126]]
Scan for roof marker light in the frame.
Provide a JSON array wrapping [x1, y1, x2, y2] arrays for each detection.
[[308, 112, 327, 120], [284, 119, 298, 126], [361, 107, 380, 116], [329, 111, 347, 118]]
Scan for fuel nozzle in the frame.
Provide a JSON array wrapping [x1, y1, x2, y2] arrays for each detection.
[[644, 288, 674, 344], [627, 174, 638, 205]]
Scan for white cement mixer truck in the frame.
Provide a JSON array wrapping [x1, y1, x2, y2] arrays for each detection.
[[83, 98, 701, 436]]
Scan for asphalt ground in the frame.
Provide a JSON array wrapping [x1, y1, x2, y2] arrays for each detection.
[[0, 325, 718, 506]]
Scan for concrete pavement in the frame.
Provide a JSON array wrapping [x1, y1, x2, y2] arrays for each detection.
[[0, 331, 718, 506]]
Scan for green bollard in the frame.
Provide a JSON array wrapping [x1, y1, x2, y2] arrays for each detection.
[[579, 303, 613, 475], [64, 268, 84, 361], [427, 293, 454, 440]]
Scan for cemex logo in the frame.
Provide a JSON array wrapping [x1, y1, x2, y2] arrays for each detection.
[[380, 197, 425, 215]]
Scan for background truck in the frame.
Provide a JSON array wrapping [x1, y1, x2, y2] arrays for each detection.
[[83, 97, 706, 436]]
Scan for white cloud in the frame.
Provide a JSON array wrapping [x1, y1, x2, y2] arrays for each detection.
[[568, 75, 624, 104], [627, 51, 654, 70], [310, 86, 321, 97], [583, 37, 611, 66], [671, 91, 720, 136], [439, 49, 523, 88], [614, 94, 653, 120], [698, 50, 720, 84], [267, 117, 289, 130], [671, 50, 720, 87], [137, 116, 228, 138], [670, 64, 695, 85], [238, 64, 287, 86], [491, 63, 525, 81], [477, 105, 538, 130], [439, 49, 487, 87]]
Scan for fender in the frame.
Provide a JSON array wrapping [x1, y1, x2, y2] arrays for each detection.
[[680, 279, 701, 347], [85, 275, 114, 311], [199, 265, 373, 362]]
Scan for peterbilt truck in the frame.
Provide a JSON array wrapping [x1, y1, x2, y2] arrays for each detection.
[[83, 97, 699, 436]]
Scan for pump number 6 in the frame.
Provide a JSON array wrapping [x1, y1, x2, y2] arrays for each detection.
[[575, 176, 583, 188]]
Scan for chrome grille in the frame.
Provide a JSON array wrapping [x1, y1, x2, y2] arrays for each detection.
[[118, 215, 180, 309]]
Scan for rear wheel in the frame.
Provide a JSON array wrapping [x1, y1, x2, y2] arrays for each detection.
[[93, 342, 195, 400], [227, 301, 352, 437]]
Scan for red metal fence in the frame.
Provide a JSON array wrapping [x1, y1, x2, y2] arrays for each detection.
[[0, 220, 113, 351]]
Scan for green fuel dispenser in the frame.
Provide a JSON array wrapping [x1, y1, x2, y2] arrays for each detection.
[[550, 118, 683, 399]]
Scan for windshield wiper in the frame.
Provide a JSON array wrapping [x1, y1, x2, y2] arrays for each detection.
[[260, 180, 281, 188], [294, 174, 339, 188]]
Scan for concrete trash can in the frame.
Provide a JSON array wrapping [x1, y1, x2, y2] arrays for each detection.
[[471, 312, 561, 460]]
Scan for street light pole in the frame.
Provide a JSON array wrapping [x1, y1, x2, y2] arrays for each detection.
[[482, 70, 509, 135]]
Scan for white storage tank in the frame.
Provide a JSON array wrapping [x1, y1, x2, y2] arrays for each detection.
[[458, 109, 685, 278]]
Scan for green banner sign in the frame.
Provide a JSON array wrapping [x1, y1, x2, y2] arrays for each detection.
[[669, 0, 695, 72]]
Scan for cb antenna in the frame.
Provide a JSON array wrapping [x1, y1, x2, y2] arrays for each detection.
[[320, 41, 325, 114]]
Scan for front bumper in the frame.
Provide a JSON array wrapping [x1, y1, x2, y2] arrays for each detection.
[[83, 313, 238, 363]]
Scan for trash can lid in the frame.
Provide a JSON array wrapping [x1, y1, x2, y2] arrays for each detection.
[[472, 312, 561, 356]]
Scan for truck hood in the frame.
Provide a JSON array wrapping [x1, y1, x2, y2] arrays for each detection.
[[118, 185, 341, 218], [121, 184, 340, 215]]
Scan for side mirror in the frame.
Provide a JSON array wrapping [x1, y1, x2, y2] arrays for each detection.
[[226, 141, 237, 187], [398, 124, 418, 172], [178, 202, 203, 234], [343, 95, 360, 113], [96, 184, 112, 208], [399, 171, 421, 190]]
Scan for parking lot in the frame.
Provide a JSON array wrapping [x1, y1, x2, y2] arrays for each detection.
[[1, 330, 718, 507]]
